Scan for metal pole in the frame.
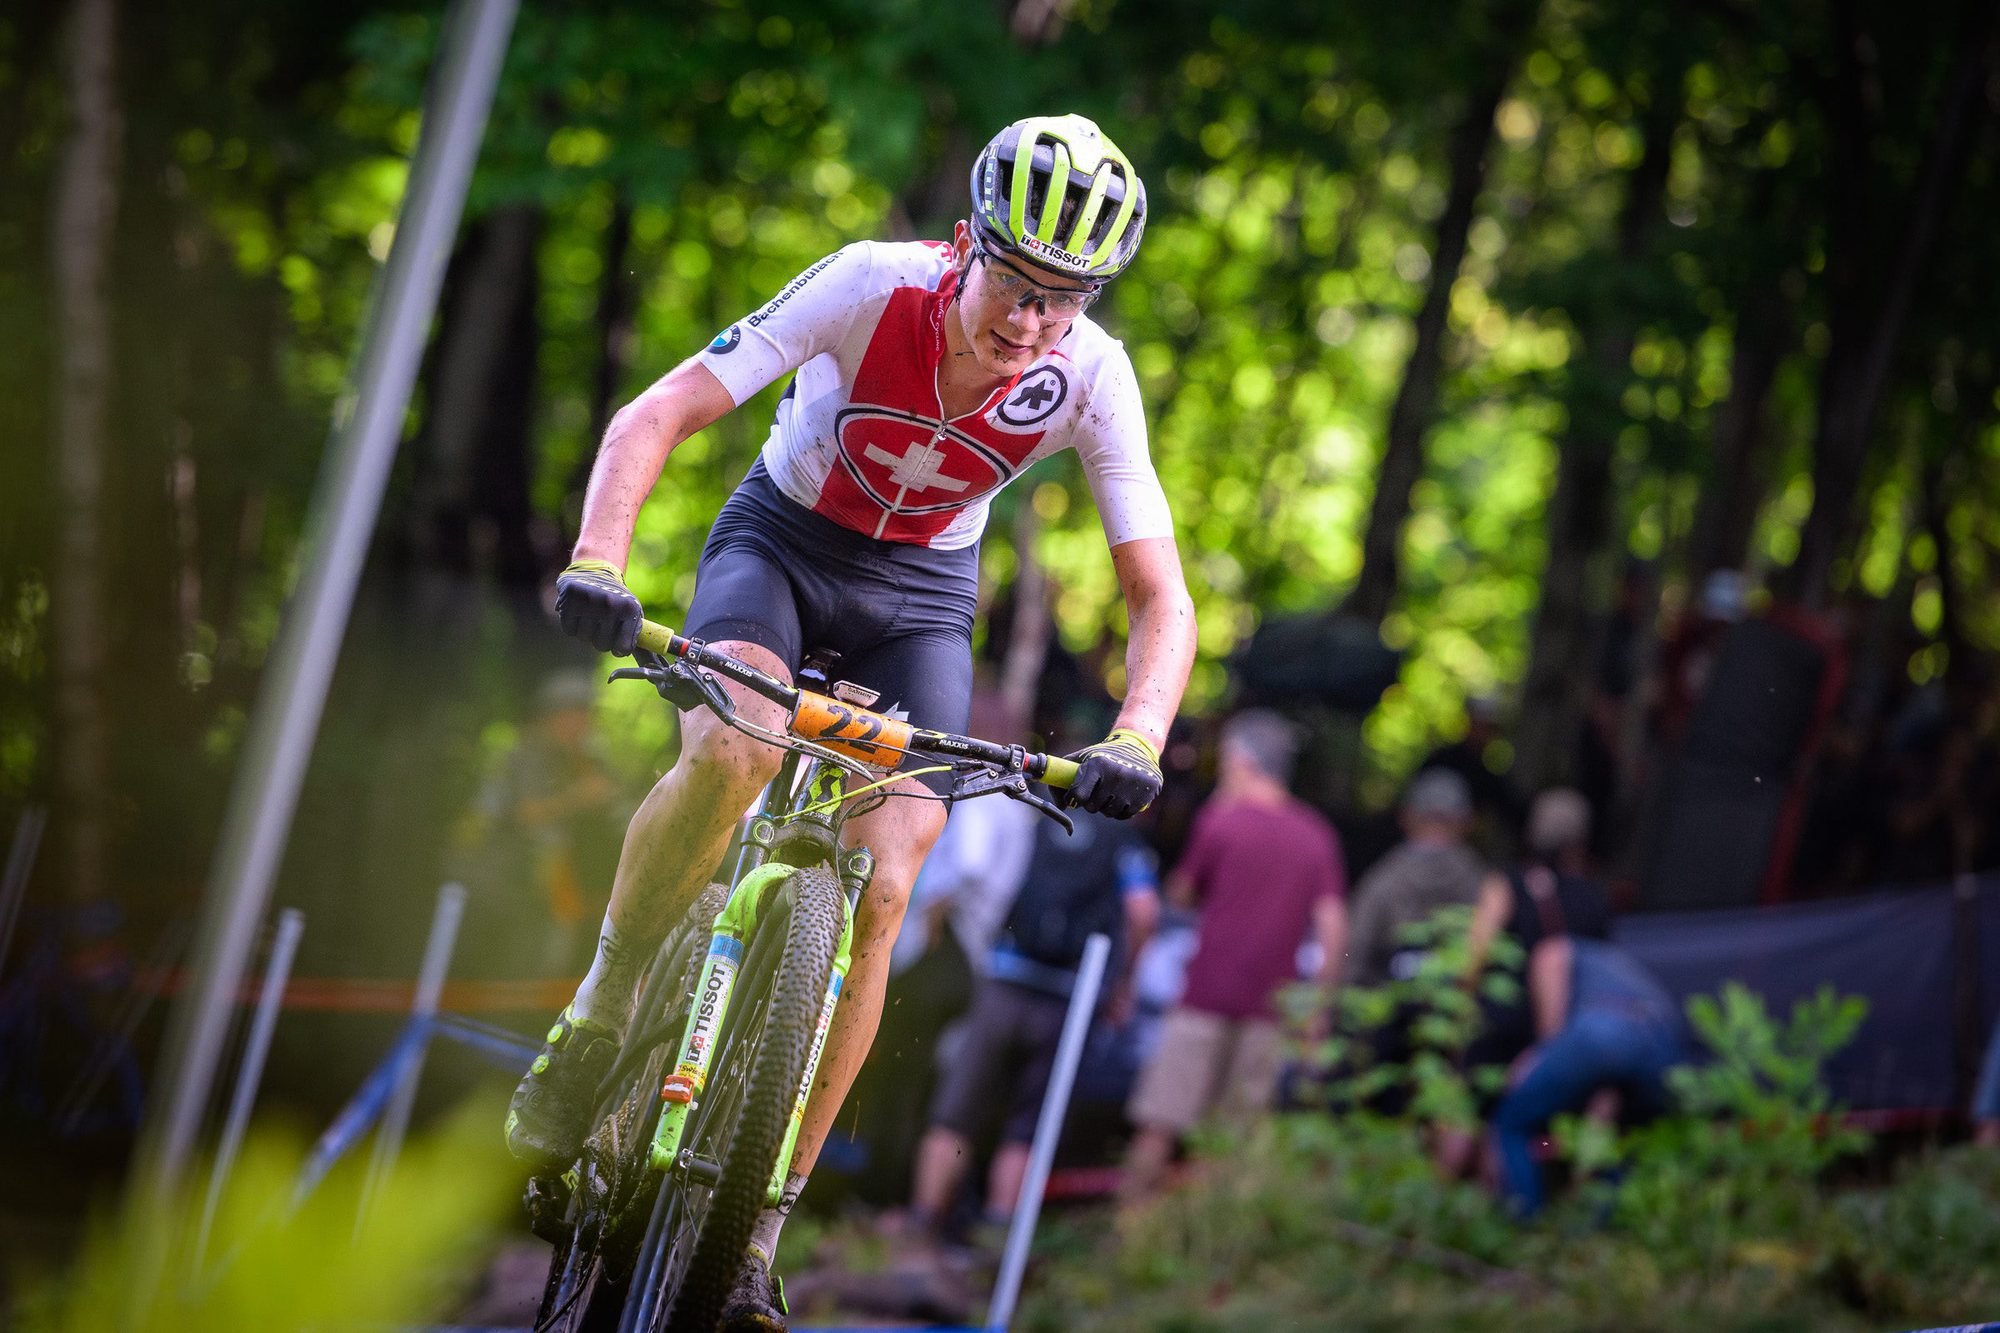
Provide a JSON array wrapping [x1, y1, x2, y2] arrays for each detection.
[[356, 882, 465, 1225], [986, 932, 1111, 1333], [0, 805, 48, 981], [134, 0, 520, 1208], [194, 908, 304, 1267]]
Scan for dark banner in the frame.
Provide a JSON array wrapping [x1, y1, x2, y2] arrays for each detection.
[[1615, 876, 1997, 1112]]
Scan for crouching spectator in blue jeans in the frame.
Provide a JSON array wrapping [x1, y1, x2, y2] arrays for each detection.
[[1491, 936, 1685, 1217]]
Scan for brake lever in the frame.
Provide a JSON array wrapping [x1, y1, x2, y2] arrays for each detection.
[[1015, 787, 1075, 836], [606, 657, 735, 720]]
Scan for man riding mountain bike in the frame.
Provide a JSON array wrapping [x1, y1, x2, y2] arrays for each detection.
[[507, 113, 1195, 1330]]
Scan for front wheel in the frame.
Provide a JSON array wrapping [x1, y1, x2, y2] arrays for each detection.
[[633, 863, 843, 1333], [534, 883, 730, 1333]]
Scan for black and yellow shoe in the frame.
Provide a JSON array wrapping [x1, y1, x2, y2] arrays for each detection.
[[718, 1250, 789, 1331], [503, 1006, 619, 1169]]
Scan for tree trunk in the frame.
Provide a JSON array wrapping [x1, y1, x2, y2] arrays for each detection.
[[1512, 63, 1683, 796], [50, 0, 122, 906], [1687, 280, 1790, 583], [570, 194, 635, 514], [407, 203, 545, 593], [1346, 0, 1539, 626], [1788, 0, 1995, 607]]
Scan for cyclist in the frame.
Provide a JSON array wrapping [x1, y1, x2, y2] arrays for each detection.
[[506, 113, 1195, 1329]]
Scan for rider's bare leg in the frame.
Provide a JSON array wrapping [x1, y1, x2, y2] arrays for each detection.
[[570, 640, 789, 1036], [792, 789, 947, 1174]]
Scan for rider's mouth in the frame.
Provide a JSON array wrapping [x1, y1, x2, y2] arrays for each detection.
[[991, 332, 1032, 358]]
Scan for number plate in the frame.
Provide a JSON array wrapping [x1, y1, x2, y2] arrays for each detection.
[[789, 691, 913, 767]]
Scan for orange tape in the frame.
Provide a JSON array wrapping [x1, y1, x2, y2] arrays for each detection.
[[789, 691, 914, 767]]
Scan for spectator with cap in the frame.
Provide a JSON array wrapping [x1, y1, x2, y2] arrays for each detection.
[[1342, 768, 1487, 991], [1331, 769, 1488, 1115], [1119, 710, 1348, 1200]]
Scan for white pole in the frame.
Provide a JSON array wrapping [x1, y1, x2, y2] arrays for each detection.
[[135, 0, 520, 1208], [986, 931, 1112, 1333], [194, 908, 305, 1266], [357, 882, 466, 1225]]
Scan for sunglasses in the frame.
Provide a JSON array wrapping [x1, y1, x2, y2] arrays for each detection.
[[971, 242, 1100, 319]]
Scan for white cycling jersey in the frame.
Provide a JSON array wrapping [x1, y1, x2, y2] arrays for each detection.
[[695, 239, 1172, 551]]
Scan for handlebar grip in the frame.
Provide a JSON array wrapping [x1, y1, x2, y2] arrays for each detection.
[[1038, 755, 1079, 790], [636, 619, 678, 656]]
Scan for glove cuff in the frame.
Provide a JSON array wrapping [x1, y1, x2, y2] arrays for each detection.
[[1105, 727, 1161, 765], [563, 558, 626, 582]]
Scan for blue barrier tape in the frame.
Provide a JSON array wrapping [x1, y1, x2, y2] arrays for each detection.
[[293, 1018, 427, 1205], [431, 1011, 539, 1071]]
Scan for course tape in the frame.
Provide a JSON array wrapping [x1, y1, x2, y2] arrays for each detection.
[[137, 967, 577, 1013]]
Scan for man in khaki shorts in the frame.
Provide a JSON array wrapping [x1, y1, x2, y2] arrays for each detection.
[[1121, 711, 1348, 1198]]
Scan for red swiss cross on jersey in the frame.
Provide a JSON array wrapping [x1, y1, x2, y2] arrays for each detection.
[[696, 240, 1170, 551]]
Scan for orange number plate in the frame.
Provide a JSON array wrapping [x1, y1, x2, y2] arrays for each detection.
[[789, 692, 914, 767]]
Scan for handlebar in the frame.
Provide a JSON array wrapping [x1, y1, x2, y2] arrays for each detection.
[[632, 619, 1078, 791]]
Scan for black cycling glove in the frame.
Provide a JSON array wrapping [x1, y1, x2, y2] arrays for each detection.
[[555, 559, 643, 656], [1062, 727, 1163, 820]]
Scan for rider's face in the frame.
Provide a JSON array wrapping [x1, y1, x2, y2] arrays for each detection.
[[950, 222, 1096, 377]]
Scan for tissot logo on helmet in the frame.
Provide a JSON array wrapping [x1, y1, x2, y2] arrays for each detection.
[[1018, 234, 1090, 271]]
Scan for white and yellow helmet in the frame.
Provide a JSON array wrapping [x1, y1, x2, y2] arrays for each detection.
[[970, 114, 1147, 282]]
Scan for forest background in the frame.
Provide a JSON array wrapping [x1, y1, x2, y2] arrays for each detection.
[[3, 0, 1998, 1116]]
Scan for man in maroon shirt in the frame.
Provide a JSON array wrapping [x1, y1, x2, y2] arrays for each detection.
[[1120, 711, 1347, 1199]]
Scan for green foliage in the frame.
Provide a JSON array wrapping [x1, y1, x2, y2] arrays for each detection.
[[1022, 976, 1993, 1332], [1298, 906, 1521, 1126], [1604, 984, 1871, 1267], [10, 1100, 513, 1332]]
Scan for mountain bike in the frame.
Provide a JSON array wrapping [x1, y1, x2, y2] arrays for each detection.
[[525, 617, 1077, 1333]]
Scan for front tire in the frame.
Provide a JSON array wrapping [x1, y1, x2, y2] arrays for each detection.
[[648, 863, 844, 1333], [534, 883, 730, 1332]]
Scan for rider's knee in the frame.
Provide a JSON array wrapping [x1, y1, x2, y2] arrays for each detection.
[[852, 875, 916, 947], [677, 723, 784, 802]]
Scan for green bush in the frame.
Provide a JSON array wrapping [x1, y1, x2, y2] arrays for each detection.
[[1023, 920, 2000, 1330], [11, 1097, 513, 1332]]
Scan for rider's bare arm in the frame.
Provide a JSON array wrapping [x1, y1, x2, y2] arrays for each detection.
[[572, 359, 737, 570], [1107, 534, 1196, 754]]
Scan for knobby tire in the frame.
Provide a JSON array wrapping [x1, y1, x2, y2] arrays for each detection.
[[655, 863, 843, 1333], [534, 883, 730, 1333]]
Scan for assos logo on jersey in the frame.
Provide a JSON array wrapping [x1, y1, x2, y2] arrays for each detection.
[[833, 407, 1015, 514], [993, 365, 1069, 429]]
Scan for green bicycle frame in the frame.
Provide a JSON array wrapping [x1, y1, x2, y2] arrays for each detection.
[[647, 760, 861, 1209]]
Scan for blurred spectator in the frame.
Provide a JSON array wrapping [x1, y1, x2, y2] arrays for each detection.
[[833, 798, 1030, 1204], [1416, 694, 1526, 860], [902, 808, 1158, 1239], [1975, 1017, 2000, 1149], [451, 670, 624, 976], [1439, 788, 1614, 1177], [1342, 769, 1486, 990], [1491, 936, 1686, 1217], [1463, 789, 1614, 996], [1120, 711, 1347, 1200]]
